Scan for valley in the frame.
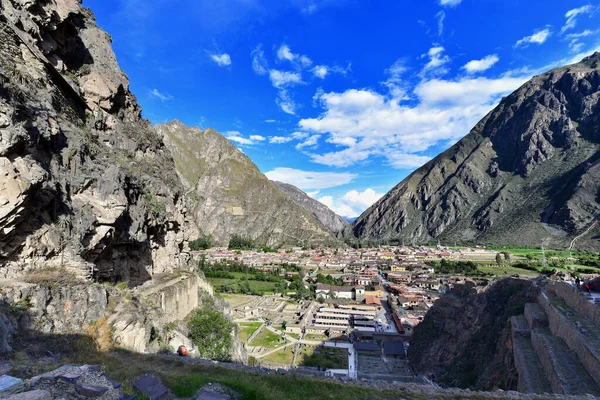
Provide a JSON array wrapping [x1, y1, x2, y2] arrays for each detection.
[[0, 0, 599, 399]]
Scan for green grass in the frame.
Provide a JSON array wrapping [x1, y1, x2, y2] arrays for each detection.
[[237, 322, 262, 343], [261, 346, 296, 365], [249, 329, 287, 348], [477, 265, 540, 276], [304, 334, 328, 342], [206, 278, 278, 294], [18, 333, 543, 400], [298, 346, 348, 369]]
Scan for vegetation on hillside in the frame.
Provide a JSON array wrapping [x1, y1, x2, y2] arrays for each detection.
[[189, 235, 213, 250], [228, 234, 255, 250]]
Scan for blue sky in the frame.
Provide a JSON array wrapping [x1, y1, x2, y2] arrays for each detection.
[[84, 0, 600, 218]]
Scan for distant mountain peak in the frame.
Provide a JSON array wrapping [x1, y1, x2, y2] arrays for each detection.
[[271, 181, 348, 234], [156, 121, 341, 247]]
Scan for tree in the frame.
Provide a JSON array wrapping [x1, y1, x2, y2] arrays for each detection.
[[317, 295, 325, 304], [187, 308, 234, 360], [281, 320, 287, 330], [495, 253, 503, 266], [189, 235, 213, 250], [502, 252, 511, 261]]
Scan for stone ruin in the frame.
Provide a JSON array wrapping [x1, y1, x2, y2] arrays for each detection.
[[510, 281, 600, 396]]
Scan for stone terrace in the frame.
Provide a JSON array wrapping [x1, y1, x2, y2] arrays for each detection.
[[510, 282, 600, 396]]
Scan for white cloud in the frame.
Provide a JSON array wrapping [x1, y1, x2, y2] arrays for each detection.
[[306, 190, 320, 198], [313, 65, 328, 79], [436, 11, 445, 37], [319, 188, 384, 218], [225, 131, 264, 146], [296, 134, 321, 149], [565, 29, 600, 39], [210, 53, 231, 67], [265, 119, 277, 123], [264, 167, 357, 190], [382, 59, 409, 99], [251, 45, 268, 75], [561, 5, 596, 34], [462, 54, 500, 74], [276, 90, 299, 115], [311, 63, 351, 80], [565, 29, 600, 52], [515, 28, 552, 48], [269, 136, 293, 144], [277, 45, 295, 62], [269, 70, 303, 88], [439, 0, 462, 7], [149, 89, 173, 101], [413, 75, 528, 106], [421, 46, 451, 77], [276, 44, 312, 68], [297, 60, 531, 169]]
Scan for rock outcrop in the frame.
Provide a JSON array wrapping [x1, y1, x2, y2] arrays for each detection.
[[156, 121, 341, 247], [0, 0, 239, 357], [271, 181, 348, 234], [348, 54, 600, 250], [0, 0, 198, 284], [408, 278, 537, 390]]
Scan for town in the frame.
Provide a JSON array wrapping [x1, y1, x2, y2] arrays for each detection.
[[191, 245, 522, 380]]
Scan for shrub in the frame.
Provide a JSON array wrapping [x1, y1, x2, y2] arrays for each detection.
[[187, 308, 234, 360], [85, 316, 113, 352]]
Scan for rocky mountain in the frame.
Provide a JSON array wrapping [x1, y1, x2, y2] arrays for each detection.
[[156, 121, 341, 247], [348, 54, 600, 250], [271, 180, 348, 234]]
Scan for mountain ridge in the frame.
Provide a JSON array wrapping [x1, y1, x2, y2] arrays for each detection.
[[156, 120, 342, 248], [346, 53, 600, 250], [271, 180, 349, 234]]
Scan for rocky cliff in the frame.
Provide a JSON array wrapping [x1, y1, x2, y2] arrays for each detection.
[[0, 0, 201, 284], [0, 0, 247, 358], [408, 278, 537, 390], [156, 121, 341, 247], [271, 180, 348, 234], [348, 54, 600, 250]]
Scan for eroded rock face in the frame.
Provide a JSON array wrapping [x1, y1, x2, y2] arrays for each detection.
[[348, 55, 600, 250], [408, 278, 537, 390], [0, 0, 199, 283], [156, 121, 341, 248]]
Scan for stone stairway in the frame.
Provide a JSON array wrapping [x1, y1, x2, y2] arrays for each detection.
[[511, 282, 600, 397], [509, 315, 551, 394]]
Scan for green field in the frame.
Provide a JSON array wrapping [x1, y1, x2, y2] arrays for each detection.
[[237, 322, 262, 343], [298, 346, 348, 369], [261, 346, 296, 365], [304, 334, 328, 342], [249, 329, 287, 348], [206, 277, 278, 294], [477, 265, 540, 276]]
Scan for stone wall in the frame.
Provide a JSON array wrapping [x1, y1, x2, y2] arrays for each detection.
[[548, 282, 600, 328], [135, 272, 200, 323], [537, 291, 600, 388]]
